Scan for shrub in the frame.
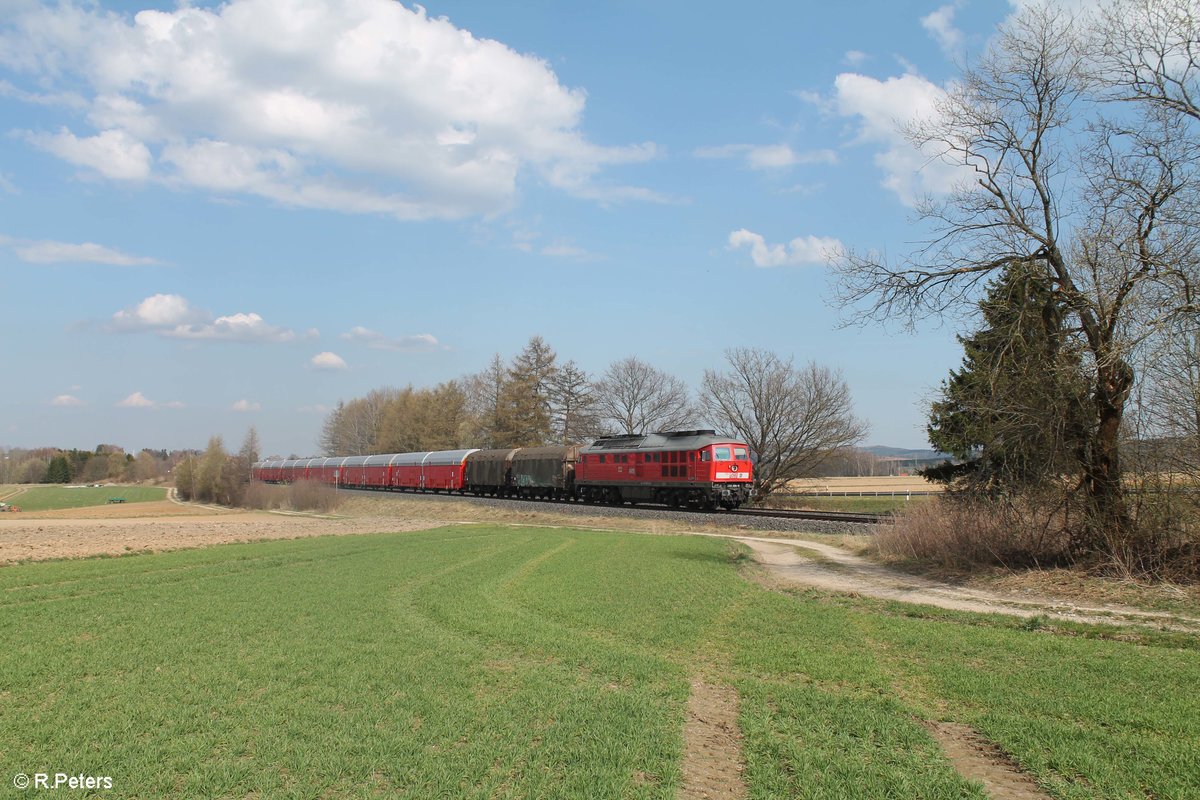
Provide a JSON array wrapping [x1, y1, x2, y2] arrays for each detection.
[[285, 480, 343, 513], [241, 481, 286, 511], [238, 480, 342, 513], [876, 494, 1075, 571]]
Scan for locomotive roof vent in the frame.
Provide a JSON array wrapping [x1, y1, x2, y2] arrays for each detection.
[[657, 429, 717, 438]]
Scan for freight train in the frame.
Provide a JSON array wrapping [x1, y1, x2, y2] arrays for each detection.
[[251, 429, 754, 510]]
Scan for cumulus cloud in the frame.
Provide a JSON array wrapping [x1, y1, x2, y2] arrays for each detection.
[[831, 71, 963, 205], [1, 0, 658, 218], [309, 351, 347, 370], [728, 229, 844, 267], [111, 293, 201, 330], [695, 143, 838, 171], [117, 391, 155, 408], [51, 394, 83, 407], [110, 294, 296, 342], [2, 236, 161, 265], [341, 327, 439, 351], [232, 399, 262, 412]]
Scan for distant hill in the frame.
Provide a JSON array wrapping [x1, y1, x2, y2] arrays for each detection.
[[863, 445, 952, 462]]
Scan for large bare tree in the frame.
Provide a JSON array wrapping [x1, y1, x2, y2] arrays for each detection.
[[835, 3, 1200, 546], [594, 357, 694, 435], [699, 348, 868, 499]]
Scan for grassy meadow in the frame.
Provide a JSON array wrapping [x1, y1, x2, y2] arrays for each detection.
[[6, 485, 166, 511], [1, 525, 1197, 798]]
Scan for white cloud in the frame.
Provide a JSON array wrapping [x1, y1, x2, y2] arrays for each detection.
[[341, 327, 439, 351], [162, 400, 186, 409], [117, 391, 155, 408], [309, 351, 347, 370], [5, 237, 161, 265], [28, 128, 153, 181], [110, 294, 296, 342], [843, 50, 868, 67], [168, 312, 295, 343], [232, 399, 262, 412], [728, 229, 844, 268], [50, 394, 83, 407], [111, 293, 200, 330], [831, 71, 963, 205], [695, 143, 838, 171], [2, 0, 657, 218], [921, 4, 965, 58]]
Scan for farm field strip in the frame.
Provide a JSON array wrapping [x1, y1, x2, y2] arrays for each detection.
[[9, 485, 167, 511], [2, 526, 1197, 798]]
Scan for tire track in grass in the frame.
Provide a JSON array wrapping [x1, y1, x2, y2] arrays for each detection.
[[923, 722, 1051, 800], [680, 678, 746, 799]]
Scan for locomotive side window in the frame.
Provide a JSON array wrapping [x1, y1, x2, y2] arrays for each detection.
[[701, 450, 711, 461], [714, 446, 732, 460], [689, 452, 696, 461], [599, 455, 606, 463]]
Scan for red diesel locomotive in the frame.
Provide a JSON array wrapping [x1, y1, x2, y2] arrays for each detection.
[[252, 429, 754, 510]]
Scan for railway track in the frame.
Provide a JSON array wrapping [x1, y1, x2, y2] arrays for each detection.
[[338, 485, 886, 525], [733, 507, 890, 525]]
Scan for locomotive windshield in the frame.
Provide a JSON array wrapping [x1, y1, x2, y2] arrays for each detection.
[[714, 446, 731, 460]]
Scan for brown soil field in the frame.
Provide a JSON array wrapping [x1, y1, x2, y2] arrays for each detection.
[[782, 475, 942, 493], [0, 506, 449, 563]]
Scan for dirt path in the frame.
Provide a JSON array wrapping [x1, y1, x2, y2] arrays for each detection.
[[721, 534, 1200, 630]]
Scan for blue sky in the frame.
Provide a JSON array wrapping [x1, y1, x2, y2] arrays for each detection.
[[0, 0, 1026, 456]]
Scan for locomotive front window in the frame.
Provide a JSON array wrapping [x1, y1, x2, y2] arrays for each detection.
[[734, 447, 748, 460], [714, 446, 732, 460]]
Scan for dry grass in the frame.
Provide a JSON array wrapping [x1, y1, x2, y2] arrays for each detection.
[[242, 480, 344, 513], [875, 496, 1073, 571]]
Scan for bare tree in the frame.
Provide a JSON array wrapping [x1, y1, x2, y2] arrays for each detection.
[[549, 359, 603, 444], [834, 4, 1200, 546], [699, 348, 868, 499], [462, 354, 510, 448], [594, 357, 694, 435], [1097, 0, 1200, 123], [318, 388, 398, 455]]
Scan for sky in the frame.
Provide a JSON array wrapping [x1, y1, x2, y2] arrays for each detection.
[[0, 0, 1031, 457]]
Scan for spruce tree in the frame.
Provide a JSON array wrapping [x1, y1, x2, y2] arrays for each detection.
[[924, 263, 1092, 492]]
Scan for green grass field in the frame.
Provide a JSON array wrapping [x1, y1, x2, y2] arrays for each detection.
[[7, 485, 166, 511], [1, 526, 1197, 798]]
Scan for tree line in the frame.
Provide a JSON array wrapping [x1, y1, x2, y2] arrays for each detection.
[[316, 338, 867, 500], [0, 445, 181, 485]]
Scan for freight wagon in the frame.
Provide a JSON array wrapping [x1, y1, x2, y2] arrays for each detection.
[[253, 430, 753, 510]]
